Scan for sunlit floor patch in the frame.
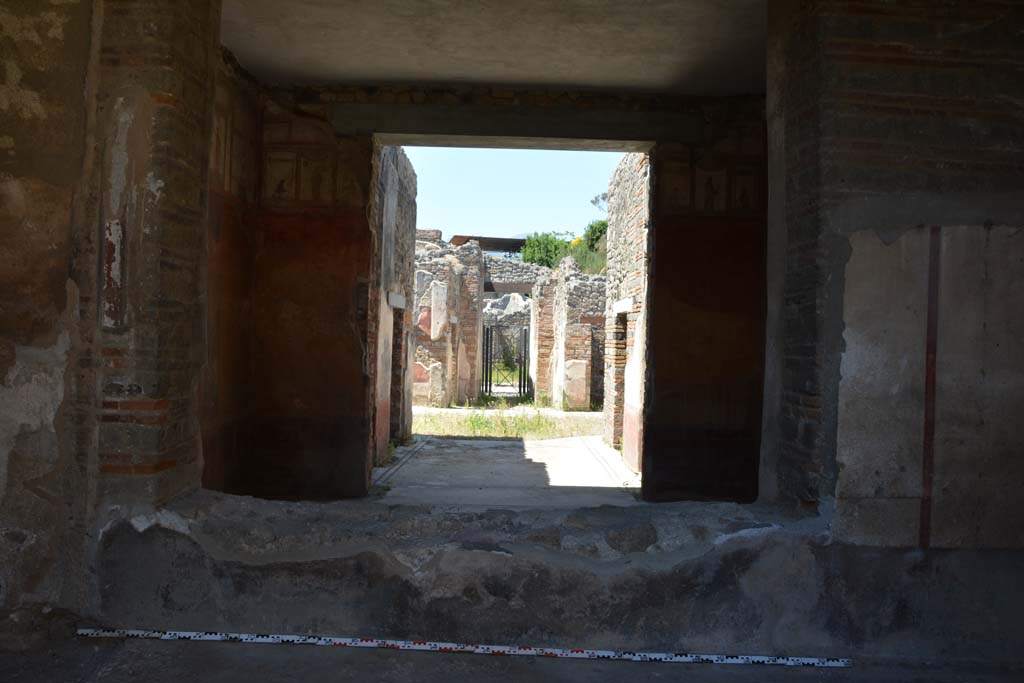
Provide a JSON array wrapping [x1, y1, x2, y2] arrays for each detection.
[[373, 435, 641, 508]]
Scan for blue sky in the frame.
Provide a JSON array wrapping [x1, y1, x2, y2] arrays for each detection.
[[402, 147, 623, 241]]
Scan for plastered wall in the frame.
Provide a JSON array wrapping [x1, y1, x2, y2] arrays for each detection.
[[768, 1, 1024, 549]]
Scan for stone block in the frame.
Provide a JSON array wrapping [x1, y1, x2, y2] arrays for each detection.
[[429, 281, 448, 340], [564, 360, 590, 410]]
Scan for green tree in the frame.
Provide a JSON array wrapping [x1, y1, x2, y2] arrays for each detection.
[[521, 231, 569, 268], [583, 219, 607, 251]]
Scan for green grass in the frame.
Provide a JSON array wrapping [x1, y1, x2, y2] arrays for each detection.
[[477, 394, 534, 408], [413, 406, 603, 440]]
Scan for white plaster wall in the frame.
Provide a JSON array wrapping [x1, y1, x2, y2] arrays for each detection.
[[933, 226, 1024, 548], [835, 228, 928, 546]]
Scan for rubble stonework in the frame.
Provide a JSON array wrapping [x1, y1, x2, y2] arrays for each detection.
[[483, 253, 551, 287], [603, 153, 650, 463], [530, 258, 606, 410], [412, 241, 484, 406]]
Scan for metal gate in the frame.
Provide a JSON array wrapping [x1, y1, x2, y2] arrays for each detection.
[[481, 325, 531, 398]]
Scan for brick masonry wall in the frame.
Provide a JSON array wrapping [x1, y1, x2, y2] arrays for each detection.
[[368, 144, 417, 461], [603, 153, 650, 462], [528, 274, 555, 400], [92, 0, 222, 506], [387, 148, 417, 444]]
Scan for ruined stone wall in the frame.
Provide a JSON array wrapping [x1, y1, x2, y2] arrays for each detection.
[[768, 1, 1024, 547], [549, 258, 606, 411], [483, 253, 550, 286], [603, 153, 650, 466], [412, 242, 483, 406]]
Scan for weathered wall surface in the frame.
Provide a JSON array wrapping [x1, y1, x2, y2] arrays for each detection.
[[97, 493, 1024, 667], [768, 1, 1024, 549], [644, 114, 766, 503], [834, 229, 927, 546], [836, 226, 1024, 548], [603, 153, 649, 468], [368, 145, 417, 463], [199, 52, 260, 493], [197, 61, 391, 500], [90, 0, 222, 508], [412, 242, 483, 406], [243, 112, 374, 500], [932, 227, 1023, 548], [0, 0, 93, 615], [2, 0, 224, 621], [549, 258, 605, 411]]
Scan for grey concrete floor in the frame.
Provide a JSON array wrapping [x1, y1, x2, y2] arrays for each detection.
[[3, 638, 1019, 682], [373, 435, 641, 508]]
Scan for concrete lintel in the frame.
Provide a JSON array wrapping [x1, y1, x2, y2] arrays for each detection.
[[612, 297, 634, 314], [387, 292, 407, 309], [330, 102, 701, 146], [381, 134, 651, 152]]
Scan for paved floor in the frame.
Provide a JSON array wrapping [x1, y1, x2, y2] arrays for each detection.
[[373, 435, 641, 507], [3, 638, 1019, 682]]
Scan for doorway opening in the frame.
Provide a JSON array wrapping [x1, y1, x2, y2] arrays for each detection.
[[375, 144, 638, 508], [481, 324, 530, 399]]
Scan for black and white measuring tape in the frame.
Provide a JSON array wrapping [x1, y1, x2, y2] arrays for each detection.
[[78, 628, 852, 668]]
